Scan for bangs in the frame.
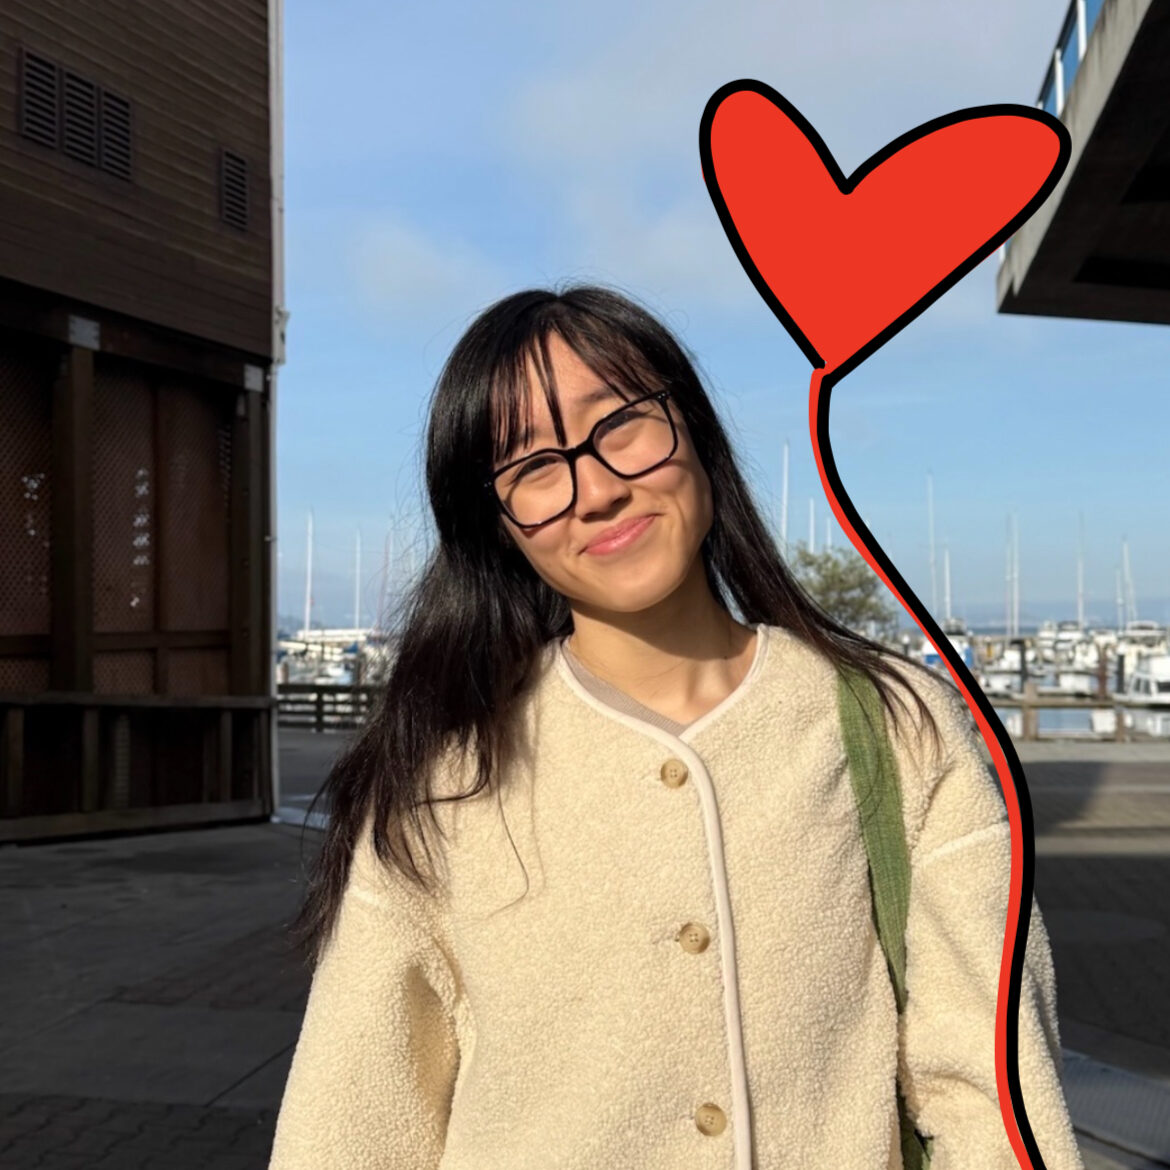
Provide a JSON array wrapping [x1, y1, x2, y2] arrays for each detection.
[[489, 321, 666, 466]]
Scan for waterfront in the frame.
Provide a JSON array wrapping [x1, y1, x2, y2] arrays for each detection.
[[274, 615, 1170, 742]]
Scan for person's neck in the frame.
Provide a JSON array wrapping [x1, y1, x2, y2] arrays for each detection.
[[565, 570, 758, 723]]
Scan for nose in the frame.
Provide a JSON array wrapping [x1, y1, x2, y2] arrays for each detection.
[[574, 451, 630, 514]]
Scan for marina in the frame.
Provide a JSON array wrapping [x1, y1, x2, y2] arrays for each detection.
[[279, 497, 1170, 743], [275, 612, 1170, 743], [280, 497, 1170, 742]]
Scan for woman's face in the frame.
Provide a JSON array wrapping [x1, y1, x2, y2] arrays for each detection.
[[494, 332, 714, 615]]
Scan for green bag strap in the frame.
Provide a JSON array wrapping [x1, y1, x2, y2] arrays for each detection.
[[837, 665, 935, 1170]]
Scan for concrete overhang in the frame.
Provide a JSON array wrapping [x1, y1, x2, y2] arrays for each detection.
[[996, 0, 1170, 325]]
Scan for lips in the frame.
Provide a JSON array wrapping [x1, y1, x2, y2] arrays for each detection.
[[583, 514, 656, 553]]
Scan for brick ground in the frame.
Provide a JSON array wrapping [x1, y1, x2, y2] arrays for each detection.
[[0, 1093, 279, 1170], [1, 743, 1168, 1169], [0, 821, 317, 1170]]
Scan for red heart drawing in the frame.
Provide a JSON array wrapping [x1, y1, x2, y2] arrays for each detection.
[[700, 81, 1072, 1170], [699, 81, 1069, 379]]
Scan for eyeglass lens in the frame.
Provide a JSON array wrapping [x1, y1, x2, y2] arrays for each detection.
[[496, 397, 674, 526]]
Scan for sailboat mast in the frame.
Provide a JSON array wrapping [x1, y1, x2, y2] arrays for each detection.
[[944, 544, 952, 622], [1005, 515, 1012, 640], [1122, 536, 1137, 622], [303, 509, 313, 637], [1077, 511, 1085, 630], [780, 439, 789, 553], [927, 472, 937, 616], [354, 528, 361, 631], [1012, 511, 1020, 638], [377, 526, 391, 636]]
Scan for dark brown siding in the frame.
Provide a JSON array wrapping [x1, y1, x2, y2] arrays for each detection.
[[0, 0, 272, 358], [0, 325, 274, 837]]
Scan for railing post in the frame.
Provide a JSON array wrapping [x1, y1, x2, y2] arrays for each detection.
[[1076, 0, 1087, 59], [3, 707, 24, 818], [1023, 680, 1039, 740], [315, 689, 325, 734], [80, 708, 100, 813], [217, 710, 233, 802]]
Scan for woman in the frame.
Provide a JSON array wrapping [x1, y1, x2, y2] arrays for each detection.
[[268, 284, 1083, 1169]]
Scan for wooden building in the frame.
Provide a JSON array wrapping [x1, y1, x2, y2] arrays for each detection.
[[0, 1, 284, 840]]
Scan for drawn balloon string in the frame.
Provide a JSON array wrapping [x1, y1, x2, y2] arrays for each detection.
[[699, 78, 1071, 1170]]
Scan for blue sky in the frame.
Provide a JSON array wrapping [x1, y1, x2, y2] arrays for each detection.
[[276, 0, 1169, 632]]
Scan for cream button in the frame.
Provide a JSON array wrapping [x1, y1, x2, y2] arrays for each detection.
[[695, 1103, 727, 1136], [660, 758, 688, 787], [677, 922, 710, 954]]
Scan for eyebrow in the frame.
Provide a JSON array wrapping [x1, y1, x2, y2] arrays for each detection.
[[524, 383, 624, 448]]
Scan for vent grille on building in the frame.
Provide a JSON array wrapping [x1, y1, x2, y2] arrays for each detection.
[[17, 47, 132, 180], [63, 71, 99, 167], [100, 92, 132, 180], [220, 150, 249, 231], [19, 50, 59, 150]]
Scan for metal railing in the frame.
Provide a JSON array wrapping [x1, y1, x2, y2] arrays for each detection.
[[991, 693, 1147, 741], [1039, 0, 1106, 119], [999, 0, 1107, 265], [278, 682, 381, 732], [278, 682, 1164, 743]]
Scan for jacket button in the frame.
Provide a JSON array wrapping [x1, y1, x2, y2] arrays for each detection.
[[660, 758, 688, 787], [677, 922, 710, 953], [695, 1103, 726, 1136]]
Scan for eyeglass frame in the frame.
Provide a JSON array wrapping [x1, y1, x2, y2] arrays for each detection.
[[483, 387, 679, 528]]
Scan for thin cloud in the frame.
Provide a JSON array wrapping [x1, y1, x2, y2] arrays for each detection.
[[491, 0, 1063, 317], [346, 212, 510, 330]]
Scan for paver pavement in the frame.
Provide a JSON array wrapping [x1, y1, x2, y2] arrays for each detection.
[[1, 734, 1168, 1169]]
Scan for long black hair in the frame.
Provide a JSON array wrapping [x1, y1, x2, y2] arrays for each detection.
[[288, 280, 944, 967]]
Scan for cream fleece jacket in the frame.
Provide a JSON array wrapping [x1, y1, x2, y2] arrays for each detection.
[[268, 622, 1084, 1170]]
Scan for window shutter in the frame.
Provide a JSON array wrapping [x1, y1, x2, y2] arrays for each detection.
[[18, 49, 133, 181], [220, 149, 249, 231], [19, 49, 60, 150], [100, 91, 133, 180], [62, 70, 100, 167]]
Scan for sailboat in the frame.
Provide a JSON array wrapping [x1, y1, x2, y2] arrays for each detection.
[[1115, 651, 1170, 737], [920, 617, 976, 672], [917, 536, 976, 673]]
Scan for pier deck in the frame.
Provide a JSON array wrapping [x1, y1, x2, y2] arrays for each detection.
[[0, 730, 1166, 1169]]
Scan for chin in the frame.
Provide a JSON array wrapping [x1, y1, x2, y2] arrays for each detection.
[[575, 566, 688, 615]]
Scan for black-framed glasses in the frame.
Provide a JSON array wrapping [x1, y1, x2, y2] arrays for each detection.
[[484, 388, 679, 528]]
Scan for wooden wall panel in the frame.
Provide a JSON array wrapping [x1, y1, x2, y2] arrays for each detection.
[[0, 0, 272, 358]]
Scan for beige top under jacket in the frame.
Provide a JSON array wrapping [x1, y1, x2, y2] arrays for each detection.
[[268, 622, 1084, 1170]]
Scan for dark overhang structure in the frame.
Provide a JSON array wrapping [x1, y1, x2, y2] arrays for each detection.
[[996, 0, 1170, 325]]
